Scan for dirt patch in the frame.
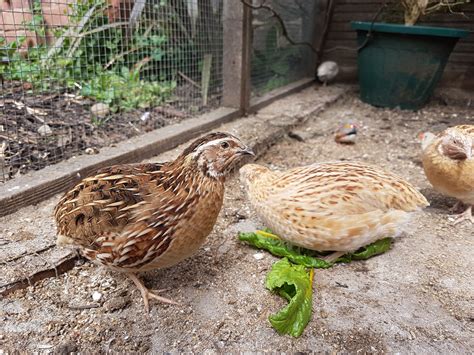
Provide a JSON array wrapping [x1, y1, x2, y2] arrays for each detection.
[[0, 88, 473, 353], [0, 81, 221, 182]]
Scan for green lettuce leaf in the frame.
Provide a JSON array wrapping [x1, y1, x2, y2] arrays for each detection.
[[265, 258, 313, 337], [238, 230, 392, 267], [238, 230, 333, 268]]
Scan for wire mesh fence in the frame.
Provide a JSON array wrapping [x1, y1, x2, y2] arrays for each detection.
[[0, 0, 316, 183], [0, 0, 223, 182], [250, 0, 315, 97]]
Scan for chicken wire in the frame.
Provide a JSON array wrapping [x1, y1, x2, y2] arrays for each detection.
[[250, 0, 315, 97], [0, 0, 223, 182]]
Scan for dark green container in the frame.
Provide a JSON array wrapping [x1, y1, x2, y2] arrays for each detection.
[[351, 22, 470, 110]]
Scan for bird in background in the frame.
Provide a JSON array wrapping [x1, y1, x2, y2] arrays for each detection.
[[420, 125, 474, 224], [54, 132, 254, 312], [240, 162, 429, 262], [335, 122, 358, 144], [317, 61, 339, 86]]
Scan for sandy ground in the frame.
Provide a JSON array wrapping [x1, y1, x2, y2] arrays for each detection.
[[1, 89, 473, 353]]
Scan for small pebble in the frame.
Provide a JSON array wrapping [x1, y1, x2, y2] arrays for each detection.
[[253, 253, 265, 260], [37, 124, 52, 136], [85, 147, 99, 155], [140, 112, 151, 121], [91, 103, 110, 118], [92, 291, 102, 302]]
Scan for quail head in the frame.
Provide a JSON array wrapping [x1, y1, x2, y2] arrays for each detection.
[[420, 125, 474, 224], [55, 132, 254, 312]]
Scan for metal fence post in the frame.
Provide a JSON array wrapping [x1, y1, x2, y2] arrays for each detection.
[[222, 0, 252, 114]]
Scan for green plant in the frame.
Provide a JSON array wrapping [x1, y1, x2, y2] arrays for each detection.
[[1, 0, 178, 111], [1, 0, 224, 112], [81, 67, 176, 111]]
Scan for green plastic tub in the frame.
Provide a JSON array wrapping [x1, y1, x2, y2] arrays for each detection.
[[351, 21, 470, 110]]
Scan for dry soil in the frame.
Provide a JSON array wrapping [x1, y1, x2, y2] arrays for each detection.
[[1, 89, 473, 353]]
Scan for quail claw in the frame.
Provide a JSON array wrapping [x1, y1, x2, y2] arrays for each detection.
[[126, 273, 179, 313], [452, 206, 473, 225]]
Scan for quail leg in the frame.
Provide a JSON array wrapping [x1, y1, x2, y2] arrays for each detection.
[[126, 273, 179, 313], [450, 201, 465, 214], [452, 205, 473, 225]]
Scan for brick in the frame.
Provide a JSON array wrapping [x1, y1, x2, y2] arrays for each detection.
[[1, 0, 30, 10], [0, 9, 33, 32], [3, 29, 38, 55], [41, 3, 71, 27]]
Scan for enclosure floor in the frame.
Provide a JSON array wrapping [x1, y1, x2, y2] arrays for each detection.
[[1, 89, 473, 353]]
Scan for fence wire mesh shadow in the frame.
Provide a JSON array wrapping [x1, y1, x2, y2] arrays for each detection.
[[0, 0, 223, 182], [250, 0, 315, 98]]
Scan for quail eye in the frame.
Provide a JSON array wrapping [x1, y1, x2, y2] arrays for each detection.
[[221, 141, 229, 149]]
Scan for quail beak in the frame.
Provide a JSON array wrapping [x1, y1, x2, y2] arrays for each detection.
[[238, 147, 255, 156]]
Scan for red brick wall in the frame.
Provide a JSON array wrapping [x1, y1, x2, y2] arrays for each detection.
[[0, 0, 132, 53]]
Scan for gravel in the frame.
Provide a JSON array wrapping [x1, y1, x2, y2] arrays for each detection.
[[1, 88, 473, 353]]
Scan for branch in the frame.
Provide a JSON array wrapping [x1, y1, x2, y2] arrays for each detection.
[[103, 24, 154, 69], [240, 0, 319, 55], [66, 22, 130, 59], [424, 0, 470, 17]]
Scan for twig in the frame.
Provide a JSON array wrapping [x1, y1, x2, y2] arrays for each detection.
[[66, 22, 130, 59], [240, 0, 319, 54], [425, 0, 470, 17], [67, 303, 100, 310], [104, 24, 154, 69], [133, 56, 151, 73], [104, 47, 141, 70], [178, 71, 201, 89]]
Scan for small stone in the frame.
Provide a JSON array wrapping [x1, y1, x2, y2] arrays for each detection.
[[55, 340, 78, 354], [253, 253, 265, 260], [140, 112, 151, 121], [104, 296, 130, 312], [92, 291, 102, 302], [38, 124, 52, 136], [85, 147, 99, 155], [214, 341, 225, 349], [91, 103, 110, 118]]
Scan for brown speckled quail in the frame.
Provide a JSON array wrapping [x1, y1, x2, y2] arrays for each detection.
[[55, 132, 253, 312], [240, 162, 429, 261]]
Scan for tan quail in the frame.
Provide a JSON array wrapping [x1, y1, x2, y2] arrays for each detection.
[[240, 162, 428, 261]]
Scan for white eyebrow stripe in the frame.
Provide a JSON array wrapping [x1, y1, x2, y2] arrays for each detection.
[[192, 137, 238, 156]]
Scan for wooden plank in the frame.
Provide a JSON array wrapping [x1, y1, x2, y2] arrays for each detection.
[[240, 0, 252, 114], [222, 0, 244, 109], [336, 0, 387, 4], [333, 12, 474, 24], [249, 77, 316, 114], [0, 107, 240, 218], [335, 4, 390, 12], [316, 0, 337, 65]]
